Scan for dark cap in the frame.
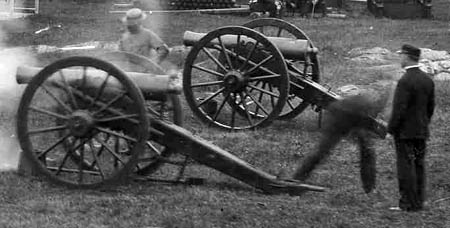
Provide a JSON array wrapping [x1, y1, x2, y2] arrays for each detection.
[[397, 44, 421, 60]]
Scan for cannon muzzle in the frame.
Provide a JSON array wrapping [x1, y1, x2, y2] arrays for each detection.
[[183, 31, 318, 60], [16, 65, 182, 95]]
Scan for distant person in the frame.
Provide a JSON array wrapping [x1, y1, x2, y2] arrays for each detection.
[[249, 0, 283, 18], [297, 0, 326, 17], [119, 8, 169, 64], [387, 44, 435, 212]]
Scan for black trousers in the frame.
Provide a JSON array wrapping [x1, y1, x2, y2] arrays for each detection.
[[394, 138, 427, 211]]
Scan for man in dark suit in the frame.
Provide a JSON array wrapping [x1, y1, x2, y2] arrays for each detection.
[[388, 44, 435, 212]]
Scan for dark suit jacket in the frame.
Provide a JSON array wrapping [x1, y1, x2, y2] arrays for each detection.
[[388, 67, 435, 139]]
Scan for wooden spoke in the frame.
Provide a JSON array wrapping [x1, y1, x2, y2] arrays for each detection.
[[239, 41, 259, 72], [247, 74, 281, 82], [217, 36, 234, 70], [55, 138, 89, 176], [59, 70, 79, 109], [220, 45, 277, 76], [87, 140, 105, 179], [234, 34, 241, 67], [201, 47, 228, 72], [212, 91, 231, 121], [95, 127, 138, 143], [196, 87, 226, 107], [248, 84, 280, 98], [192, 64, 225, 78], [36, 132, 71, 160], [29, 106, 69, 120], [40, 85, 72, 113], [89, 73, 112, 109], [91, 91, 128, 116], [245, 55, 274, 75], [96, 114, 139, 122], [244, 90, 269, 116], [27, 125, 67, 135], [190, 80, 223, 88], [93, 135, 127, 166]]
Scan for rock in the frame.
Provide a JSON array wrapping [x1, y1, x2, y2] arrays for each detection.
[[336, 84, 360, 97], [336, 80, 396, 121], [437, 60, 450, 69], [420, 59, 450, 75], [348, 47, 399, 65], [420, 48, 450, 61], [347, 47, 391, 57], [434, 72, 450, 81]]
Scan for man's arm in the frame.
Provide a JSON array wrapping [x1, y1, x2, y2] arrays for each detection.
[[146, 30, 170, 64], [387, 78, 410, 136], [155, 44, 169, 64]]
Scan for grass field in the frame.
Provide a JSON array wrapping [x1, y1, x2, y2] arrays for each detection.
[[1, 1, 450, 227]]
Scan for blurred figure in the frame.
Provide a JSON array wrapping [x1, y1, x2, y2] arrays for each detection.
[[297, 0, 326, 17], [249, 0, 284, 18], [293, 95, 381, 193], [119, 8, 169, 64], [387, 44, 435, 212]]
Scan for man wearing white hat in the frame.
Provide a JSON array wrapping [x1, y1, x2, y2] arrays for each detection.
[[119, 8, 169, 64]]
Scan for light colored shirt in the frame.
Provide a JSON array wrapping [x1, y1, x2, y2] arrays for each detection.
[[119, 27, 167, 62]]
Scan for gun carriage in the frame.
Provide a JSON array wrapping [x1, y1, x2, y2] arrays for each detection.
[[182, 18, 385, 135], [15, 18, 385, 195]]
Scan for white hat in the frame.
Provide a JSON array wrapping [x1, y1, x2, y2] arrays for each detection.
[[121, 8, 148, 26]]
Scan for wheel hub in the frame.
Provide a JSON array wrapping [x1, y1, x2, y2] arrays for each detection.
[[223, 71, 246, 92], [68, 110, 95, 137]]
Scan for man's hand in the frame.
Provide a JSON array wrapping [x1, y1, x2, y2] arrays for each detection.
[[155, 45, 169, 64]]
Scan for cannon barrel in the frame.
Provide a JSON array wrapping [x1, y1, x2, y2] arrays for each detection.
[[183, 31, 318, 60], [16, 65, 182, 95]]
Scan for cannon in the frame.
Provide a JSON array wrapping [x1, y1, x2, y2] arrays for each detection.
[[182, 18, 387, 137], [15, 51, 325, 195]]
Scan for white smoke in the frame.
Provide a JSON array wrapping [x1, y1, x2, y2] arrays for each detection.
[[0, 20, 36, 171]]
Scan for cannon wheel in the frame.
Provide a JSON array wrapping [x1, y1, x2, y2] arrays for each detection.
[[17, 56, 149, 188], [183, 26, 289, 130], [89, 51, 183, 176], [243, 18, 321, 120]]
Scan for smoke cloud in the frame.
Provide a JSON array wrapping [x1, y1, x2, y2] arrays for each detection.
[[0, 19, 36, 171]]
